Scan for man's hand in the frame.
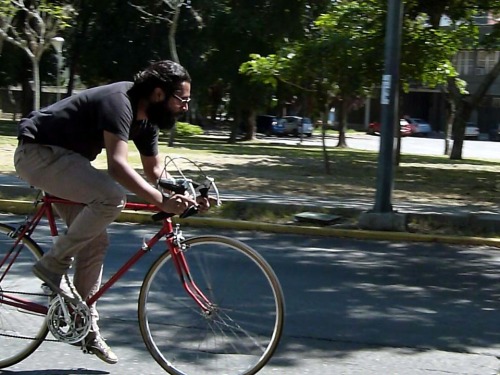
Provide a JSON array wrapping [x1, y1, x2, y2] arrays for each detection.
[[196, 196, 210, 212], [161, 194, 197, 215]]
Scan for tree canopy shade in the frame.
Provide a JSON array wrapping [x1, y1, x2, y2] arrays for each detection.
[[241, 0, 387, 149], [183, 0, 332, 141]]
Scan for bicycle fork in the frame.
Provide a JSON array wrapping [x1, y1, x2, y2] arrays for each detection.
[[169, 225, 215, 315]]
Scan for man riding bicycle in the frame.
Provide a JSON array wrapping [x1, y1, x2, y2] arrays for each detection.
[[14, 60, 207, 364]]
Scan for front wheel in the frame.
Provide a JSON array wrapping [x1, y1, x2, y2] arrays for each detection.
[[138, 235, 285, 375], [0, 223, 49, 368]]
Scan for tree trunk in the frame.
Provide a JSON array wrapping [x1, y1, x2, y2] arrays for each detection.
[[228, 111, 240, 144], [30, 54, 40, 111], [167, 5, 182, 147], [321, 103, 331, 174], [67, 2, 92, 96], [336, 101, 348, 148], [444, 98, 455, 156], [239, 109, 255, 141], [168, 5, 181, 64], [449, 58, 500, 159], [449, 101, 471, 159]]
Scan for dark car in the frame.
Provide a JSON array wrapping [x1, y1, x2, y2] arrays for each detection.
[[256, 115, 279, 136]]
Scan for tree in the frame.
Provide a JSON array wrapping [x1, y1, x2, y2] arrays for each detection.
[[0, 0, 72, 111], [241, 0, 387, 172], [129, 0, 202, 64], [447, 23, 500, 159], [128, 0, 202, 146], [183, 0, 332, 142], [409, 0, 500, 159]]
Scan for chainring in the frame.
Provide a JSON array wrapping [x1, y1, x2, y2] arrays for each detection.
[[46, 296, 91, 344]]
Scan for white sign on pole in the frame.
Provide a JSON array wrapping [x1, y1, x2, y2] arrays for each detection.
[[380, 75, 391, 105]]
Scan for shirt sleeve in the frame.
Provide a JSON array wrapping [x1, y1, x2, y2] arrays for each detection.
[[97, 92, 134, 142], [133, 122, 159, 157]]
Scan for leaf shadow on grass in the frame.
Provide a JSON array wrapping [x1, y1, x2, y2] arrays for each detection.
[[167, 135, 500, 207]]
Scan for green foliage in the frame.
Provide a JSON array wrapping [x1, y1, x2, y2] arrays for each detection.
[[173, 122, 204, 137], [38, 0, 73, 29], [239, 54, 291, 89], [241, 0, 495, 113], [0, 0, 16, 17], [400, 13, 468, 91], [240, 0, 386, 113]]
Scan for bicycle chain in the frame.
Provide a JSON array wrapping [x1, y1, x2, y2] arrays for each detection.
[[0, 332, 59, 342], [0, 283, 84, 343], [0, 286, 55, 342]]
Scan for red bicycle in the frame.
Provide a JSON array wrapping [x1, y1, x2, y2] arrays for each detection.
[[0, 157, 285, 375]]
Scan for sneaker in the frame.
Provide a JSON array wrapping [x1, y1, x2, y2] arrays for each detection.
[[32, 262, 63, 294], [81, 332, 118, 364]]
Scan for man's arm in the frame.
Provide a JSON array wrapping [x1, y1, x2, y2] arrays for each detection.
[[140, 153, 166, 185], [103, 130, 195, 213]]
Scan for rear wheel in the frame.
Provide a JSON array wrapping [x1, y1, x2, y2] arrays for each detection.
[[0, 223, 49, 368], [138, 235, 285, 375]]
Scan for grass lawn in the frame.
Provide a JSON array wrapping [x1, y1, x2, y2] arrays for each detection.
[[1, 119, 499, 236]]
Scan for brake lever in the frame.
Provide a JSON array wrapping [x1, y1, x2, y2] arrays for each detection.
[[179, 205, 199, 219]]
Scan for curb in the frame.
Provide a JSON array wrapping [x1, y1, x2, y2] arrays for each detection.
[[1, 198, 499, 249]]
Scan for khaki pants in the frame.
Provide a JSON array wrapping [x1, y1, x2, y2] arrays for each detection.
[[14, 143, 126, 331]]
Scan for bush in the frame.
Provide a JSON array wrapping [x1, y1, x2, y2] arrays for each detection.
[[175, 122, 204, 137]]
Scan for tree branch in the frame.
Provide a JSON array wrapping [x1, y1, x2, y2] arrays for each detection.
[[468, 58, 500, 108]]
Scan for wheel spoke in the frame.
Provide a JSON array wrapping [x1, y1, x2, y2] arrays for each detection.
[[0, 224, 48, 368], [138, 235, 284, 375]]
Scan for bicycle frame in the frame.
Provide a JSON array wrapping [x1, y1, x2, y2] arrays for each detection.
[[0, 193, 214, 318]]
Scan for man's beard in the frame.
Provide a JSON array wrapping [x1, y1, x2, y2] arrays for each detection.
[[146, 102, 178, 130]]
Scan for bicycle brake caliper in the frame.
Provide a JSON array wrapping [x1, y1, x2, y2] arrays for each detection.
[[173, 224, 186, 250]]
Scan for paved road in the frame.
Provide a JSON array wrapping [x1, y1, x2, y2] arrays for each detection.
[[256, 132, 500, 161], [2, 216, 500, 374]]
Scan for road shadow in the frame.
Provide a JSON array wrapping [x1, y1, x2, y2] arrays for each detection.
[[3, 222, 499, 373], [218, 229, 500, 370]]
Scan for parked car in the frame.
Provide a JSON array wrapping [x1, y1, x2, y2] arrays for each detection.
[[406, 117, 432, 136], [490, 123, 500, 141], [367, 118, 414, 137], [281, 116, 313, 137], [256, 115, 280, 136], [465, 122, 480, 140]]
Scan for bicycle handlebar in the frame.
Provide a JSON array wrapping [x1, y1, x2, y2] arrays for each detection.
[[151, 157, 221, 221]]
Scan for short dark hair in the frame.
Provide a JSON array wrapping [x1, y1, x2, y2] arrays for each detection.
[[132, 60, 191, 97]]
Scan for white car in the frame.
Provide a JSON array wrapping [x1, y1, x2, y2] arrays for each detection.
[[465, 122, 479, 139], [281, 116, 313, 137], [407, 118, 432, 136]]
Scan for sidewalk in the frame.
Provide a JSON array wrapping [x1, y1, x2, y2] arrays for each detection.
[[0, 173, 499, 246]]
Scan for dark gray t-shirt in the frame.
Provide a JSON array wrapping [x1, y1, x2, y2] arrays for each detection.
[[18, 82, 159, 161]]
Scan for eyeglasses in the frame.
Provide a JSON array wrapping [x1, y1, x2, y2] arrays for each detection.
[[172, 93, 191, 105]]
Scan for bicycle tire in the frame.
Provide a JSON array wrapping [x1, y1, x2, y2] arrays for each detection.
[[138, 235, 285, 375], [0, 223, 49, 368]]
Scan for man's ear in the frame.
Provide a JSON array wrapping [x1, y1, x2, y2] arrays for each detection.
[[152, 87, 165, 101]]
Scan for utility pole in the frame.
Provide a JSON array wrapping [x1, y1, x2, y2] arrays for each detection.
[[358, 0, 407, 231], [374, 0, 403, 213]]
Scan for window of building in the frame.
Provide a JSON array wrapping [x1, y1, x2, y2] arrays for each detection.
[[476, 51, 499, 73], [453, 51, 475, 75]]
